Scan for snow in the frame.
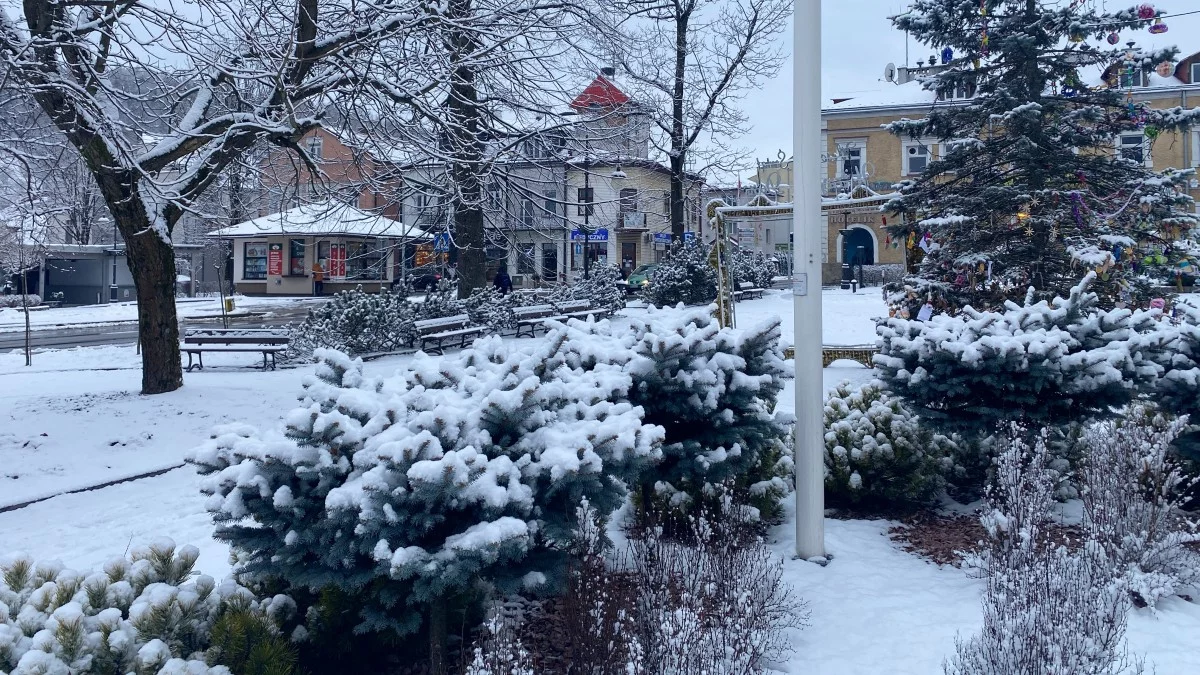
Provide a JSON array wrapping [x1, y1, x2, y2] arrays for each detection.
[[1, 286, 1197, 672], [0, 295, 327, 334], [210, 201, 431, 240]]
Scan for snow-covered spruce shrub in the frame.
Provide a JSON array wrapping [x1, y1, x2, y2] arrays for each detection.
[[627, 496, 808, 675], [731, 248, 776, 290], [0, 295, 41, 309], [0, 539, 290, 675], [284, 287, 415, 362], [461, 285, 516, 334], [876, 273, 1158, 439], [1081, 407, 1200, 609], [571, 264, 625, 314], [946, 429, 1143, 675], [558, 307, 794, 522], [823, 381, 955, 509], [188, 342, 663, 669], [414, 278, 465, 320], [642, 241, 717, 307]]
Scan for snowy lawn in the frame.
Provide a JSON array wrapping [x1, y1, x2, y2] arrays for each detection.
[[0, 294, 329, 333], [2, 287, 1197, 672]]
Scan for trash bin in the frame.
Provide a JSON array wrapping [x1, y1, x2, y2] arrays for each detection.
[[224, 297, 235, 312], [841, 263, 852, 290]]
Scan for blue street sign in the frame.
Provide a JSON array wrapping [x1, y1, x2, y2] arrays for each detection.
[[570, 228, 609, 242], [433, 233, 451, 252], [683, 231, 696, 242], [653, 232, 672, 244]]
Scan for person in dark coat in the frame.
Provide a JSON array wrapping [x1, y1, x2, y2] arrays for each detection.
[[493, 265, 513, 295]]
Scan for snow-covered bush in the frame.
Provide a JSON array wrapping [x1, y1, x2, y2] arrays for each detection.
[[284, 287, 415, 362], [558, 307, 794, 522], [0, 295, 41, 309], [626, 496, 807, 674], [1082, 407, 1200, 609], [642, 242, 717, 307], [189, 341, 663, 670], [946, 429, 1143, 675], [876, 273, 1158, 438], [462, 613, 535, 675], [570, 264, 625, 314], [731, 249, 776, 290], [0, 539, 290, 675], [823, 381, 955, 509]]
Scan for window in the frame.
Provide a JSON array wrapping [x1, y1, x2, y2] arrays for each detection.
[[1118, 133, 1148, 165], [243, 242, 267, 280], [577, 187, 594, 216], [521, 199, 535, 226], [937, 77, 977, 101], [517, 244, 536, 275], [305, 135, 323, 161], [289, 239, 306, 276], [1192, 63, 1200, 85], [624, 187, 643, 211], [1192, 131, 1200, 168], [662, 191, 671, 215], [317, 241, 331, 268], [544, 191, 558, 216], [541, 243, 558, 281], [836, 140, 866, 178], [1120, 68, 1147, 88], [345, 241, 387, 280], [903, 143, 932, 175]]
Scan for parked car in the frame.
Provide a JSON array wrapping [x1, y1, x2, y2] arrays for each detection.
[[621, 263, 658, 296], [395, 267, 445, 292]]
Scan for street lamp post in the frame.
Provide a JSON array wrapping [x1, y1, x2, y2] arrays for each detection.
[[794, 0, 826, 560], [101, 217, 117, 303], [582, 145, 592, 280]]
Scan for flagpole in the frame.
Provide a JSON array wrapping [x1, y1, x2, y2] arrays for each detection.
[[794, 0, 826, 560]]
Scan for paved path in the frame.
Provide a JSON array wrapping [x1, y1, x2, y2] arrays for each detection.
[[0, 305, 315, 351]]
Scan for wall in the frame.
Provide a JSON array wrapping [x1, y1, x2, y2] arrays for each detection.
[[260, 128, 402, 219], [231, 235, 393, 295]]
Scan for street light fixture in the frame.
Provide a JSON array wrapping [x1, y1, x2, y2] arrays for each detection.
[[99, 216, 117, 303]]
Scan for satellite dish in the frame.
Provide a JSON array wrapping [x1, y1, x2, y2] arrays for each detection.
[[884, 63, 897, 83]]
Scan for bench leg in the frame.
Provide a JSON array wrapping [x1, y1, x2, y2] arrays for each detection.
[[185, 351, 196, 372], [262, 351, 269, 371]]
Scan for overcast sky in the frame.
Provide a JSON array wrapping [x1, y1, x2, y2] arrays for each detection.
[[731, 0, 1200, 178]]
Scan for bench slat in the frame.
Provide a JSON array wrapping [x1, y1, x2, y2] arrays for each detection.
[[182, 345, 288, 353]]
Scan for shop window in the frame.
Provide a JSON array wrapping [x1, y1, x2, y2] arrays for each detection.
[[518, 244, 536, 275], [243, 242, 267, 280], [288, 238, 306, 275], [541, 243, 558, 281], [346, 241, 387, 280]]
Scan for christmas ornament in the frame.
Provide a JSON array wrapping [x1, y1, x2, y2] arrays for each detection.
[[1149, 19, 1168, 34], [941, 47, 954, 64], [1070, 28, 1086, 43], [1107, 32, 1120, 45], [1145, 125, 1159, 140], [1156, 61, 1174, 77], [1137, 3, 1156, 20]]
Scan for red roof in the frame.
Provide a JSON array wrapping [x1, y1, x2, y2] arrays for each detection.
[[570, 75, 630, 110]]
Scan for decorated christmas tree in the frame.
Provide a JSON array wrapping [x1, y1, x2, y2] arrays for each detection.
[[886, 0, 1200, 314]]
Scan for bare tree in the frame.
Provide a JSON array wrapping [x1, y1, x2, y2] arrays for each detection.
[[0, 0, 441, 393], [609, 0, 790, 240]]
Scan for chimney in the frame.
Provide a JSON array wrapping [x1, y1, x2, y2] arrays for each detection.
[[600, 66, 616, 79]]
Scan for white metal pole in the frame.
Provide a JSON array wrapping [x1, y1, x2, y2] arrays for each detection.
[[794, 0, 826, 559]]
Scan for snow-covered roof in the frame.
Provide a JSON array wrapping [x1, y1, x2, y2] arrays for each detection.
[[211, 202, 432, 240], [824, 80, 940, 114]]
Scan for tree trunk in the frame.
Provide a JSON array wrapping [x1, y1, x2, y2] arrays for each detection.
[[670, 11, 690, 242], [122, 218, 184, 394], [428, 596, 449, 675], [445, 0, 486, 299], [456, 206, 486, 299]]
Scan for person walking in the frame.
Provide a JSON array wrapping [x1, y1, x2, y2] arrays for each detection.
[[311, 260, 325, 296], [493, 265, 513, 295]]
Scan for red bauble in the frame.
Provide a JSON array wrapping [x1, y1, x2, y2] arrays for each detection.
[[1137, 3, 1156, 20]]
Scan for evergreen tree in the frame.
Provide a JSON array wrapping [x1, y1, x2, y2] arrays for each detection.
[[572, 263, 626, 314], [886, 1, 1200, 314], [189, 340, 662, 669], [284, 287, 416, 362], [876, 273, 1159, 439], [642, 241, 717, 307], [731, 248, 777, 290]]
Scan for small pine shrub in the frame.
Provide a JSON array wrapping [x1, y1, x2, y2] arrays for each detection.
[[823, 381, 955, 509], [284, 287, 415, 362], [208, 607, 301, 675], [642, 242, 717, 307], [731, 249, 776, 290], [572, 264, 625, 314]]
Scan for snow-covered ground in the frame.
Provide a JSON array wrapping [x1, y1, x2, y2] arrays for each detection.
[[2, 287, 1197, 673], [0, 294, 327, 333]]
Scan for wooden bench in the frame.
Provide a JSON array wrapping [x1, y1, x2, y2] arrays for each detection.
[[733, 282, 764, 301], [783, 344, 879, 368], [182, 329, 290, 372], [513, 304, 559, 338], [414, 314, 486, 355], [552, 299, 612, 322]]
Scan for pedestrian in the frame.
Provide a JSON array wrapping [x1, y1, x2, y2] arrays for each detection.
[[493, 265, 512, 295], [447, 263, 458, 282], [311, 259, 325, 296]]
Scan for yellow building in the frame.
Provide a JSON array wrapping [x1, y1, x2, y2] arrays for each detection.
[[818, 50, 1200, 284]]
